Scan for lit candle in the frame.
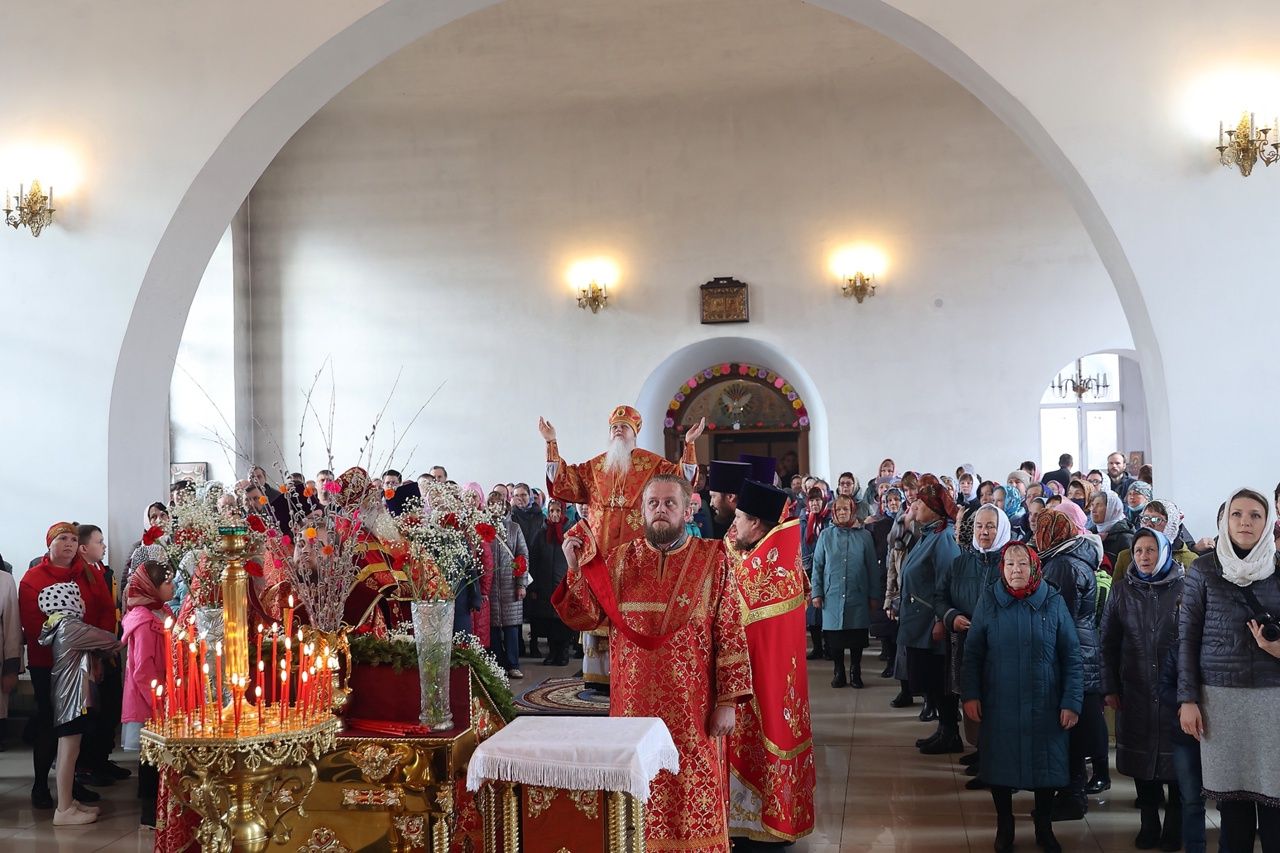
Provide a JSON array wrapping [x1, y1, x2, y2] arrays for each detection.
[[280, 669, 288, 727], [255, 685, 263, 733], [300, 671, 309, 723], [163, 617, 174, 721], [188, 641, 198, 726], [284, 636, 293, 711], [215, 637, 225, 722], [155, 685, 164, 728], [150, 679, 159, 726], [256, 624, 264, 690], [271, 625, 279, 706], [201, 663, 209, 732], [174, 678, 184, 735]]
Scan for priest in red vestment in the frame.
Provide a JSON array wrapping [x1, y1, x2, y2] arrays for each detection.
[[725, 480, 816, 846], [539, 405, 704, 689], [553, 474, 752, 853]]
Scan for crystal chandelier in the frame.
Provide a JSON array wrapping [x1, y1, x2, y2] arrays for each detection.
[[1218, 113, 1279, 177], [4, 180, 56, 237]]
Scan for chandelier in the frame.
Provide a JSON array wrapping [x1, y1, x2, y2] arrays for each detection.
[[1050, 365, 1110, 400], [1218, 113, 1279, 177], [4, 180, 56, 237]]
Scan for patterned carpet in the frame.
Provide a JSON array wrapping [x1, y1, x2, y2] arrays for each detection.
[[515, 675, 611, 716]]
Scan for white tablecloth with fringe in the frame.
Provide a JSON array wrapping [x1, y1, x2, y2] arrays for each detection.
[[465, 716, 678, 802]]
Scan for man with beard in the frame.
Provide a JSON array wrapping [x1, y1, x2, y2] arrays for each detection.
[[724, 481, 816, 849], [553, 474, 752, 853], [707, 460, 752, 540], [538, 405, 705, 692]]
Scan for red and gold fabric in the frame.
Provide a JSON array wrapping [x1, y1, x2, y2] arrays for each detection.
[[342, 537, 411, 632], [726, 519, 816, 843], [552, 536, 752, 853], [545, 438, 698, 684]]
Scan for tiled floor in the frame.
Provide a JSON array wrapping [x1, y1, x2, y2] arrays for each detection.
[[0, 650, 1224, 851]]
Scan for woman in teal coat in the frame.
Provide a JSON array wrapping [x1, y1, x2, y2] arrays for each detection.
[[962, 541, 1083, 853], [811, 495, 880, 688]]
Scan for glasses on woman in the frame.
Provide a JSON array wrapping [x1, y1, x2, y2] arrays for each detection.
[[1139, 514, 1166, 528]]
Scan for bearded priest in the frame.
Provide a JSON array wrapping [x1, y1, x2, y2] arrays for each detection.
[[538, 405, 705, 691], [726, 480, 816, 848], [552, 474, 752, 853]]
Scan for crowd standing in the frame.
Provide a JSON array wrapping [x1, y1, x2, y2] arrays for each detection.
[[3, 450, 1280, 851]]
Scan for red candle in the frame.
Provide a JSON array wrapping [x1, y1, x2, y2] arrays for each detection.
[[162, 617, 174, 723], [284, 636, 293, 712], [200, 663, 209, 732], [279, 670, 288, 727], [215, 641, 224, 730], [155, 684, 164, 728], [188, 640, 197, 723], [300, 671, 309, 723], [255, 685, 263, 733], [256, 624, 264, 691], [271, 625, 279, 706]]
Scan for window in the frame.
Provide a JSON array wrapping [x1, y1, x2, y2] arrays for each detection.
[[1040, 354, 1122, 472]]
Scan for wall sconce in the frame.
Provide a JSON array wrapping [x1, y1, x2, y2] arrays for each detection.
[[830, 245, 886, 303], [1218, 113, 1279, 176], [4, 180, 56, 236], [568, 257, 618, 314]]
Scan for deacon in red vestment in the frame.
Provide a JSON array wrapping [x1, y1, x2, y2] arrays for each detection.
[[539, 405, 704, 688], [725, 481, 816, 845], [553, 474, 752, 853]]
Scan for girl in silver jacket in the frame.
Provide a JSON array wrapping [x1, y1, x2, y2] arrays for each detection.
[[37, 581, 122, 825]]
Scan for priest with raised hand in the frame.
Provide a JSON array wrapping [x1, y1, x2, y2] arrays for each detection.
[[538, 406, 705, 692], [552, 473, 752, 853], [726, 480, 816, 849]]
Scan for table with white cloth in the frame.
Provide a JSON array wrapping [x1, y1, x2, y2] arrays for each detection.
[[466, 716, 679, 853]]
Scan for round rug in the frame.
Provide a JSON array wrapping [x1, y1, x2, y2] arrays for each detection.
[[515, 676, 610, 716]]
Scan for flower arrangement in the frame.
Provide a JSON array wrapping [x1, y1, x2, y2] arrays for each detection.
[[141, 490, 268, 602], [393, 486, 506, 602]]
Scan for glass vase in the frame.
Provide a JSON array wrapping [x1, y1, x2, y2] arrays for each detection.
[[411, 600, 455, 730]]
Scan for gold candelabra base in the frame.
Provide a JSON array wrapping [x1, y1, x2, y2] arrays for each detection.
[[141, 717, 340, 853]]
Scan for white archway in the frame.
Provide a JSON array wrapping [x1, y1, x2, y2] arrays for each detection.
[[634, 336, 831, 476], [106, 0, 1167, 567]]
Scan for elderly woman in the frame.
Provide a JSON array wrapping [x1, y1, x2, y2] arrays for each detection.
[[1101, 528, 1185, 850], [1179, 488, 1280, 852], [811, 495, 880, 688], [963, 541, 1082, 853], [1126, 480, 1154, 526], [1090, 490, 1136, 566], [1113, 499, 1197, 577], [800, 487, 832, 661], [937, 504, 1010, 787], [869, 485, 903, 677], [897, 482, 963, 753], [1036, 509, 1107, 817]]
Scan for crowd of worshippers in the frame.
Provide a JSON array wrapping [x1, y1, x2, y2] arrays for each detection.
[[766, 455, 1280, 853]]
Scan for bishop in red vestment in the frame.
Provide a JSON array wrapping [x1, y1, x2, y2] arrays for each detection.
[[553, 474, 752, 853], [725, 481, 816, 844], [539, 405, 704, 687]]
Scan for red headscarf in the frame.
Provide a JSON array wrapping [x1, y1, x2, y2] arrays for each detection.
[[805, 505, 831, 544], [1000, 541, 1043, 600], [917, 482, 958, 525], [1034, 509, 1078, 553], [125, 563, 168, 612]]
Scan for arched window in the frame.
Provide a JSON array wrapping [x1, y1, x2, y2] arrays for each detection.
[[1039, 353, 1123, 473]]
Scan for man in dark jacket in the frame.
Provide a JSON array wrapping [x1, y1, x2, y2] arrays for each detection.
[[1042, 454, 1074, 494], [1105, 452, 1135, 499]]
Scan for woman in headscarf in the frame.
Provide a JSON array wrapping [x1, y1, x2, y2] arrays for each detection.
[[1101, 528, 1185, 850], [528, 498, 572, 666], [459, 482, 494, 643], [1025, 497, 1048, 537], [1044, 480, 1066, 499], [1090, 490, 1136, 567], [1178, 488, 1280, 852], [957, 466, 980, 511], [120, 561, 176, 828], [870, 484, 904, 677], [811, 495, 880, 688], [1067, 478, 1096, 513], [937, 504, 1011, 787], [992, 485, 1027, 540], [1113, 499, 1198, 576], [962, 541, 1081, 853], [800, 487, 832, 661], [1035, 509, 1106, 819], [897, 482, 963, 753], [1125, 480, 1154, 526]]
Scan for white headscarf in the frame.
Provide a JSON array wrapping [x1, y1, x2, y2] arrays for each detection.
[[972, 505, 1012, 554], [1093, 491, 1126, 536], [1216, 488, 1277, 587]]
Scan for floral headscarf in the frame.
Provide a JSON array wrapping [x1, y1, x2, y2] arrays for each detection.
[[881, 487, 906, 520], [126, 563, 169, 612], [1035, 509, 1078, 553], [1000, 542, 1043, 600], [1125, 480, 1153, 523], [956, 507, 978, 556], [1002, 485, 1025, 519], [917, 482, 958, 525], [1149, 498, 1184, 542]]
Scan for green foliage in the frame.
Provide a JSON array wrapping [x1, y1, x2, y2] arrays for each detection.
[[348, 634, 517, 722]]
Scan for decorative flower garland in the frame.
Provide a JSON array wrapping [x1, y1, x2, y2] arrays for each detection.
[[664, 362, 810, 430]]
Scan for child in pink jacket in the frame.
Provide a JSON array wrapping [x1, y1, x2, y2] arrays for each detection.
[[120, 559, 175, 829]]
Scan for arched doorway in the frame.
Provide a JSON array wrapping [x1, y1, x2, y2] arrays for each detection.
[[662, 363, 811, 482]]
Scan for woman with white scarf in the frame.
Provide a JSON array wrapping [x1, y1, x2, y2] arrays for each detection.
[[1089, 490, 1135, 567], [1178, 488, 1280, 851]]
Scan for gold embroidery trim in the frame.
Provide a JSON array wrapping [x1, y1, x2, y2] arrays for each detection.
[[718, 652, 750, 667], [619, 602, 667, 612], [745, 592, 806, 625], [760, 735, 813, 760]]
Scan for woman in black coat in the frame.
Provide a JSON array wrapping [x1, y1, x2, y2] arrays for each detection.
[[1090, 490, 1136, 567], [1101, 528, 1184, 850], [526, 499, 572, 666]]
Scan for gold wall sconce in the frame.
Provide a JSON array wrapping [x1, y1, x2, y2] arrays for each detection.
[[4, 180, 56, 236], [568, 257, 618, 314], [1218, 113, 1279, 176], [831, 246, 886, 303]]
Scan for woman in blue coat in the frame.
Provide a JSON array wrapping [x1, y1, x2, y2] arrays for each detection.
[[811, 495, 880, 688], [962, 541, 1083, 853], [897, 481, 963, 753]]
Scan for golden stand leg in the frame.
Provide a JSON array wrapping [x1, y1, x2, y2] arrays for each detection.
[[606, 791, 645, 853]]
